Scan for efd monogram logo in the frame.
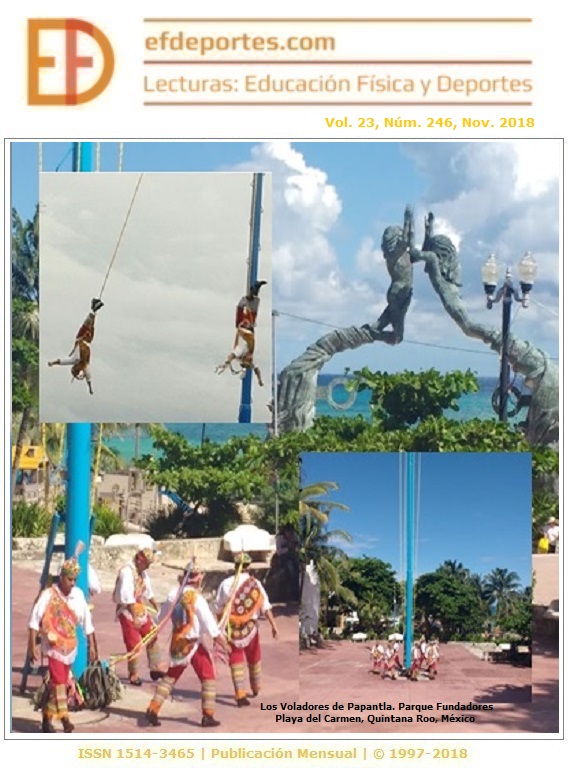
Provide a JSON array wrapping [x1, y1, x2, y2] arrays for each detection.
[[28, 19, 114, 105]]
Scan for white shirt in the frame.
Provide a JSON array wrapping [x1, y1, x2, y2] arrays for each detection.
[[29, 585, 94, 663], [215, 572, 271, 618], [113, 562, 154, 605], [545, 524, 559, 545], [113, 562, 154, 622], [159, 585, 220, 641]]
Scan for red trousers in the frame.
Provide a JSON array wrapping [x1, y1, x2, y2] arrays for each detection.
[[168, 644, 215, 683], [229, 631, 261, 665], [118, 613, 154, 650], [48, 656, 70, 685]]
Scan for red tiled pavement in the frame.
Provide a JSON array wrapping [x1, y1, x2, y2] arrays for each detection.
[[297, 637, 558, 734]]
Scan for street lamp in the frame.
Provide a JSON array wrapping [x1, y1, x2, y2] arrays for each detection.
[[481, 252, 537, 422]]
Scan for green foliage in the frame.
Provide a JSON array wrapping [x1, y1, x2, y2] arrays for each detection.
[[337, 556, 400, 634], [482, 567, 521, 618], [347, 368, 479, 428], [92, 502, 126, 538], [12, 207, 39, 303], [532, 491, 559, 550], [12, 299, 39, 414], [12, 501, 51, 537], [498, 594, 532, 641], [138, 425, 304, 537], [415, 568, 487, 641]]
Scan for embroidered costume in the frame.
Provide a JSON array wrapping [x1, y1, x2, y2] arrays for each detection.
[[47, 298, 104, 395], [146, 565, 224, 728], [113, 549, 162, 684], [215, 553, 277, 707], [28, 558, 96, 733]]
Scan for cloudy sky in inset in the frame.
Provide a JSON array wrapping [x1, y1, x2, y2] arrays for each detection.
[[39, 171, 272, 423]]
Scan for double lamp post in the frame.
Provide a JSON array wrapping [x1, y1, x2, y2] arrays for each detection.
[[481, 252, 537, 422]]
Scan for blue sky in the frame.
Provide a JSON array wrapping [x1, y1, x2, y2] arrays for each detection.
[[11, 140, 559, 377], [300, 451, 532, 587]]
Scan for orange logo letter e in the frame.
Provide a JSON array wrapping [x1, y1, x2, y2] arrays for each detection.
[[28, 19, 114, 105]]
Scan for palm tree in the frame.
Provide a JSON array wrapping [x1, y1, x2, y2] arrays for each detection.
[[440, 559, 470, 581], [12, 301, 39, 501], [300, 481, 350, 523], [12, 207, 39, 302], [299, 515, 355, 628], [483, 568, 521, 619], [11, 207, 40, 501]]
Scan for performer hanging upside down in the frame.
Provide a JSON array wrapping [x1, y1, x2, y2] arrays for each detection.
[[47, 298, 104, 395], [216, 280, 267, 386]]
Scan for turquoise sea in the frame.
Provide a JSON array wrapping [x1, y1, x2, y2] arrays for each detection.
[[104, 375, 529, 463]]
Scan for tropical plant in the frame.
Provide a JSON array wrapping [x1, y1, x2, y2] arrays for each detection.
[[12, 206, 41, 501], [299, 481, 350, 523], [440, 560, 470, 581], [12, 207, 39, 302], [415, 567, 487, 640], [483, 567, 522, 619], [337, 556, 400, 634], [92, 501, 126, 538], [347, 367, 479, 429], [12, 501, 51, 538]]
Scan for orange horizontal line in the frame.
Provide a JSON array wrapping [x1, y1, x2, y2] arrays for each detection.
[[144, 18, 533, 23], [144, 101, 533, 106], [144, 60, 533, 66]]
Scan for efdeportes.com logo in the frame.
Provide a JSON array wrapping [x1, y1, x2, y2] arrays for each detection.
[[28, 19, 114, 105]]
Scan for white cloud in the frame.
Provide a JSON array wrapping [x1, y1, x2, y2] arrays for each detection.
[[234, 141, 559, 373]]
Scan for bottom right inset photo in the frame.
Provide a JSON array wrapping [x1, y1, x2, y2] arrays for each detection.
[[298, 451, 558, 734]]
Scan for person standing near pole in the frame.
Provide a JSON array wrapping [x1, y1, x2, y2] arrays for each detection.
[[28, 557, 98, 733]]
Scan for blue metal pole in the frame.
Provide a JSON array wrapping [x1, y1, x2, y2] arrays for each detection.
[[239, 173, 264, 423], [404, 453, 415, 670], [67, 141, 94, 676]]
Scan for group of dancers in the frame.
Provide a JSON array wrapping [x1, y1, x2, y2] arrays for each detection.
[[370, 635, 440, 681], [27, 548, 278, 733]]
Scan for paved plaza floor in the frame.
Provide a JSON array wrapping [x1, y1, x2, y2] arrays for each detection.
[[10, 563, 558, 736]]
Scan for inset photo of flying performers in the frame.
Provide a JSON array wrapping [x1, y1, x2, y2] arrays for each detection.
[[39, 171, 272, 423], [299, 451, 539, 734]]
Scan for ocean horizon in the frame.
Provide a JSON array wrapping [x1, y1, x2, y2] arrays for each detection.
[[103, 374, 529, 463]]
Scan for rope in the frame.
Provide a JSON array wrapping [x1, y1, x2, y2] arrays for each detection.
[[532, 298, 559, 318], [91, 426, 104, 507], [109, 563, 194, 667], [97, 173, 143, 301], [109, 560, 246, 668], [55, 146, 73, 172], [414, 455, 422, 598], [276, 311, 496, 357]]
